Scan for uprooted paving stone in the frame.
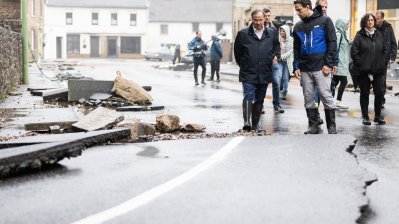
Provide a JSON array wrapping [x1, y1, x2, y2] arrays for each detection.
[[116, 122, 156, 141], [42, 88, 68, 102], [113, 71, 153, 105], [180, 123, 206, 132], [125, 135, 376, 224], [72, 107, 124, 131], [0, 128, 130, 178], [156, 114, 180, 133], [116, 105, 165, 112], [68, 79, 114, 101]]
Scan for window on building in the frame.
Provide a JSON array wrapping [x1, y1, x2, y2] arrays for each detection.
[[192, 22, 199, 32], [130, 14, 137, 26], [31, 30, 36, 50], [31, 0, 36, 17], [160, 24, 168, 35], [66, 12, 73, 25], [92, 13, 98, 25], [67, 34, 80, 54], [111, 13, 118, 26], [120, 36, 141, 54], [216, 22, 223, 32]]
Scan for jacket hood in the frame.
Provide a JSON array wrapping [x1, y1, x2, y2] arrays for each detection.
[[335, 19, 348, 33], [279, 25, 291, 42], [311, 5, 323, 19]]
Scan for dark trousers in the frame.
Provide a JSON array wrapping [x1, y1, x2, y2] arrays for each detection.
[[358, 74, 386, 118], [173, 55, 181, 64], [332, 75, 348, 101], [193, 57, 206, 83], [210, 60, 220, 80], [242, 82, 267, 111]]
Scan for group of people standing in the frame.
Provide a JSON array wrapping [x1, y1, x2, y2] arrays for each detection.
[[234, 0, 397, 134]]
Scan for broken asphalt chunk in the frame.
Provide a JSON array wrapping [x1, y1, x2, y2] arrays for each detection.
[[116, 105, 165, 112], [42, 88, 68, 102], [72, 107, 124, 132]]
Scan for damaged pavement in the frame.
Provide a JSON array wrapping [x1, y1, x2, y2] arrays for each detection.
[[0, 60, 386, 223]]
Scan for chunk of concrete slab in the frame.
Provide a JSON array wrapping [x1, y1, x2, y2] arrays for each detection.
[[72, 107, 124, 131], [0, 129, 131, 149], [0, 128, 130, 178], [42, 88, 68, 102], [49, 125, 62, 134], [19, 108, 80, 132], [68, 80, 114, 102], [116, 105, 165, 112], [30, 90, 44, 96], [113, 73, 153, 105]]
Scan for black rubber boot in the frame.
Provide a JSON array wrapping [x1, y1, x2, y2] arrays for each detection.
[[325, 109, 337, 134], [304, 109, 320, 134], [194, 72, 199, 85], [251, 101, 263, 132], [242, 100, 252, 131]]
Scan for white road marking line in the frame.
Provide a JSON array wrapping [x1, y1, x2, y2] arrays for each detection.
[[71, 136, 245, 224]]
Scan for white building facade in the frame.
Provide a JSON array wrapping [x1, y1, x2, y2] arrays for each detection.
[[147, 0, 233, 54], [44, 0, 149, 59]]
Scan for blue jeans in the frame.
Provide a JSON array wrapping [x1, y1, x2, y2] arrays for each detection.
[[242, 82, 267, 106], [267, 63, 281, 107], [278, 61, 289, 94]]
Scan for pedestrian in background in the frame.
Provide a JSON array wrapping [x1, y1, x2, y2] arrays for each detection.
[[263, 8, 284, 113], [375, 10, 397, 108], [173, 44, 181, 65], [277, 24, 294, 100], [208, 35, 223, 82], [332, 19, 350, 109], [234, 8, 280, 132], [188, 31, 208, 85], [351, 13, 388, 125], [293, 0, 337, 134]]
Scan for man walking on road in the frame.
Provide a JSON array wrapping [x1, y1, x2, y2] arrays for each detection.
[[234, 8, 280, 132], [189, 31, 208, 85], [375, 10, 398, 108], [208, 35, 223, 82], [293, 0, 337, 134]]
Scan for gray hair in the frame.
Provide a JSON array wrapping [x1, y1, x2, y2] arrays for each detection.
[[251, 8, 266, 18]]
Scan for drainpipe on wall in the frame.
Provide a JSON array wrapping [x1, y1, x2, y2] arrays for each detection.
[[21, 0, 29, 84]]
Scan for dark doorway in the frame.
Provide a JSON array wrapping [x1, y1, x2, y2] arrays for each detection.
[[56, 37, 62, 59], [90, 36, 100, 57], [107, 37, 117, 58]]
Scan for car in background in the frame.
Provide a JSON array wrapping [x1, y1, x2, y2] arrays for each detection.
[[144, 47, 173, 61], [180, 50, 211, 64]]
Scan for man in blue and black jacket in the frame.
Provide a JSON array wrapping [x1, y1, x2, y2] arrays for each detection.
[[293, 0, 337, 134]]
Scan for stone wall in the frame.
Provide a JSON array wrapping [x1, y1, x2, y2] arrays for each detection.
[[0, 0, 22, 33], [0, 27, 22, 99]]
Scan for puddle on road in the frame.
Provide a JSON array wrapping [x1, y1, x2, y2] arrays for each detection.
[[136, 146, 160, 158]]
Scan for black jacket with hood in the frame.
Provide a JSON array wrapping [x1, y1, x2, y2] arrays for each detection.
[[234, 25, 280, 84], [351, 28, 388, 76]]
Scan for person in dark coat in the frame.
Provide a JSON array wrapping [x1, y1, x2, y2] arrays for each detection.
[[208, 35, 223, 82], [375, 10, 397, 108], [173, 44, 181, 65], [234, 8, 280, 132], [188, 31, 208, 85], [351, 13, 388, 125], [293, 0, 337, 134]]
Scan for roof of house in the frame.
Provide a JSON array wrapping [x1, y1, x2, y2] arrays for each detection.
[[46, 0, 149, 8], [149, 0, 232, 23]]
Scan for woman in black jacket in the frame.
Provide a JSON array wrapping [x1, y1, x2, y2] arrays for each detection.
[[351, 13, 388, 125]]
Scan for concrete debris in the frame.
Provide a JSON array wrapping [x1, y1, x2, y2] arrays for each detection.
[[49, 125, 62, 134], [8, 92, 23, 96], [89, 93, 112, 101], [156, 114, 180, 133], [117, 122, 156, 141], [42, 88, 68, 102], [180, 123, 206, 132], [72, 107, 124, 131], [0, 128, 131, 178], [22, 108, 80, 132], [116, 105, 165, 112], [68, 79, 114, 101], [113, 71, 153, 105]]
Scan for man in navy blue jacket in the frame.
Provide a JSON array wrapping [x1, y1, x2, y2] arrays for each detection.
[[234, 8, 280, 132], [188, 31, 208, 85], [293, 0, 337, 134], [208, 35, 223, 82]]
